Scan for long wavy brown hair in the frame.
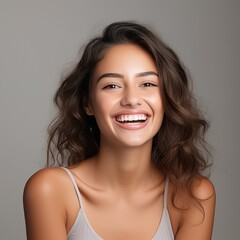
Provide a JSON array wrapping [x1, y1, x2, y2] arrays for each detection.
[[47, 21, 210, 201]]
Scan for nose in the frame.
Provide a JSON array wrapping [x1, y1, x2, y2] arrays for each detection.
[[120, 87, 142, 107]]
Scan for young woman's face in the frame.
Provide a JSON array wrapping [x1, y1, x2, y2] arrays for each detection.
[[86, 44, 164, 148]]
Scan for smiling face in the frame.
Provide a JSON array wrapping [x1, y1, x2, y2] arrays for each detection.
[[86, 44, 164, 148]]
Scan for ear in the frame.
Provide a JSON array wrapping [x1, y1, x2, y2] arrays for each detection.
[[82, 94, 94, 116], [85, 102, 94, 116]]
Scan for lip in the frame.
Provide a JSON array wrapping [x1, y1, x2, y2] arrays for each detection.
[[113, 110, 151, 130]]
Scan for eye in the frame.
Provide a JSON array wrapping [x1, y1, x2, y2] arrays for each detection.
[[102, 84, 121, 89], [141, 82, 158, 87]]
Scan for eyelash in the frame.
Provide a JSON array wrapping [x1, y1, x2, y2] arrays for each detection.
[[102, 84, 121, 89], [141, 82, 158, 87], [102, 82, 158, 89]]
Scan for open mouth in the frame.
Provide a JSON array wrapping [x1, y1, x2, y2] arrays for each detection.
[[115, 114, 148, 123]]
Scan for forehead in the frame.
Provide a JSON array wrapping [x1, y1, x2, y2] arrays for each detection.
[[93, 44, 157, 77]]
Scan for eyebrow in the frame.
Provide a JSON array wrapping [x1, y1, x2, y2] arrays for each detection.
[[97, 73, 124, 82], [97, 71, 159, 82], [136, 71, 159, 78]]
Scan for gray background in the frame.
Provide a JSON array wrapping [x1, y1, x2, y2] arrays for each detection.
[[1, 0, 239, 239]]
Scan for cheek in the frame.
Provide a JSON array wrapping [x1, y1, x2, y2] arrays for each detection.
[[152, 94, 162, 104], [147, 94, 165, 125], [91, 93, 114, 120], [147, 92, 163, 109]]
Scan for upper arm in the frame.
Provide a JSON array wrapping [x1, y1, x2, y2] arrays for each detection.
[[175, 178, 216, 240], [23, 169, 68, 240]]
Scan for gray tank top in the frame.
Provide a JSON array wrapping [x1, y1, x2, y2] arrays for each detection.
[[62, 167, 174, 240]]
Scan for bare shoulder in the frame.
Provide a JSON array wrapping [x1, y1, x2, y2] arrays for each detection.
[[24, 168, 68, 201], [23, 168, 72, 239], [168, 176, 215, 209], [173, 176, 216, 240], [191, 176, 216, 201]]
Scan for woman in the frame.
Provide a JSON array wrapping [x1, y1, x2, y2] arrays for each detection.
[[23, 21, 215, 240]]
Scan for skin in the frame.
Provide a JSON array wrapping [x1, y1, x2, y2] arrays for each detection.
[[23, 44, 216, 240]]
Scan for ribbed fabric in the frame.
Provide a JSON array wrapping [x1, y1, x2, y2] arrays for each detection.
[[62, 167, 174, 240]]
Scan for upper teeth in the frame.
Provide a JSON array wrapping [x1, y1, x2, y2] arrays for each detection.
[[116, 114, 147, 122]]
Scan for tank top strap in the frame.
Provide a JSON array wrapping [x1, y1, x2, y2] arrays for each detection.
[[61, 167, 83, 207], [163, 177, 169, 209]]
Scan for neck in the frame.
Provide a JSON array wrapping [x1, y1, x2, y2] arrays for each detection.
[[93, 141, 161, 192]]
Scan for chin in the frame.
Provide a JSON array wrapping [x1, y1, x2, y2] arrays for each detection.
[[116, 137, 153, 148]]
